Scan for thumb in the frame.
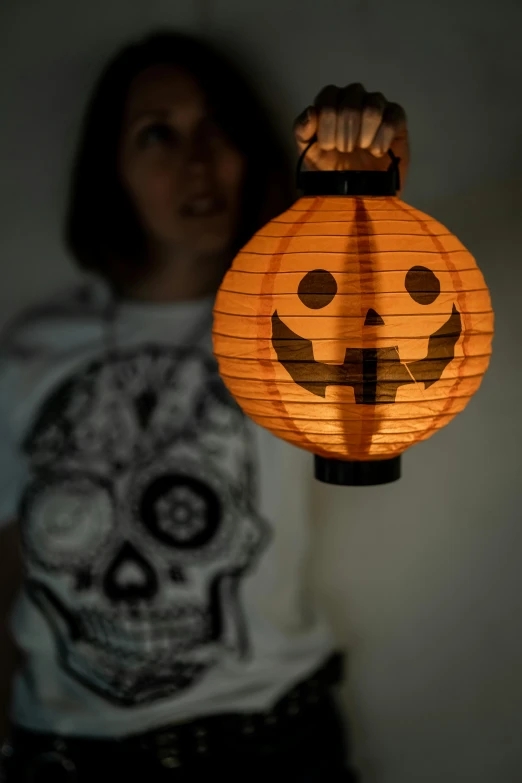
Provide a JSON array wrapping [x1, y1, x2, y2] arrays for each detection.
[[293, 106, 318, 153]]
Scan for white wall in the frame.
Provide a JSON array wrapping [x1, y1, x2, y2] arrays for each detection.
[[1, 1, 522, 781]]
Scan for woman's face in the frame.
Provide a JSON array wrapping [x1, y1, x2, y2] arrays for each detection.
[[119, 65, 246, 261]]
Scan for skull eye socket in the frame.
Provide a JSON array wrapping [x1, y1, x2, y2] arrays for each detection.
[[405, 265, 441, 305], [141, 475, 220, 550], [20, 476, 113, 571], [298, 269, 337, 309]]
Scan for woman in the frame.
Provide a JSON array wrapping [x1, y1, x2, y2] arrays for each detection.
[[0, 30, 409, 781]]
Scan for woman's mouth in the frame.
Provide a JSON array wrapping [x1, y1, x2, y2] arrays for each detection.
[[180, 195, 226, 218]]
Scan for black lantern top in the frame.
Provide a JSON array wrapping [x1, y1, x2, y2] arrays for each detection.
[[296, 134, 401, 197]]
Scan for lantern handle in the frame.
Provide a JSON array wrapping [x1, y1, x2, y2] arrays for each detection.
[[296, 134, 401, 193]]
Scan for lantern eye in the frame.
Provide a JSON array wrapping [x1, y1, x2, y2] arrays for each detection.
[[298, 269, 337, 310], [405, 265, 441, 305]]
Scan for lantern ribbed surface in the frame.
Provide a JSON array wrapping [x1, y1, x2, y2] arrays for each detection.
[[213, 195, 494, 462]]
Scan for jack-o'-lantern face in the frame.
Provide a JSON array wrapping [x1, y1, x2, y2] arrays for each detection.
[[271, 264, 462, 404], [213, 196, 494, 461]]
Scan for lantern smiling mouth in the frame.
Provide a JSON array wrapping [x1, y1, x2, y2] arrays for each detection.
[[271, 305, 462, 404]]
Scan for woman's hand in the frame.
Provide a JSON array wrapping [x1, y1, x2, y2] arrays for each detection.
[[294, 83, 409, 190]]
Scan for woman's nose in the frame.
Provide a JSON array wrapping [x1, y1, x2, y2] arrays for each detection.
[[185, 130, 214, 166], [184, 141, 214, 185]]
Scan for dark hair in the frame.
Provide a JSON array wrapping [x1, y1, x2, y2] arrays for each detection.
[[65, 30, 295, 287]]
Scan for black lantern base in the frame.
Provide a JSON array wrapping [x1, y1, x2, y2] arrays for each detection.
[[314, 455, 401, 486]]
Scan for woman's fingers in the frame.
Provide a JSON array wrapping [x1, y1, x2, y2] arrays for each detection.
[[294, 83, 408, 172], [358, 91, 387, 150], [293, 105, 318, 149], [370, 101, 408, 156], [314, 84, 340, 151], [336, 83, 365, 153]]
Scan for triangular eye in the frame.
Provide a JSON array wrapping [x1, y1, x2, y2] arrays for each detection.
[[405, 265, 440, 305], [298, 269, 337, 309]]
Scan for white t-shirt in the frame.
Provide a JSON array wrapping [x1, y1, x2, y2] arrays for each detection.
[[0, 276, 335, 738]]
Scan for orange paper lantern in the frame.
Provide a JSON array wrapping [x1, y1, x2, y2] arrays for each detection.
[[213, 149, 494, 485]]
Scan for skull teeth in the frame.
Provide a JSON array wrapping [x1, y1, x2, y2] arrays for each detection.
[[78, 606, 210, 657]]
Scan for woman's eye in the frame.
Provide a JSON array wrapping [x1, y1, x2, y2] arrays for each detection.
[[137, 122, 177, 148]]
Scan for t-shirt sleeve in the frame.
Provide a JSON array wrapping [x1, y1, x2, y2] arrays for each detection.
[[0, 348, 28, 527], [0, 414, 27, 527]]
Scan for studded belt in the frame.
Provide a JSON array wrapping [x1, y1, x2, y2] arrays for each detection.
[[2, 653, 345, 780]]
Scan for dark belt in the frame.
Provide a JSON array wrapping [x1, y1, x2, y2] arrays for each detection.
[[3, 653, 345, 780]]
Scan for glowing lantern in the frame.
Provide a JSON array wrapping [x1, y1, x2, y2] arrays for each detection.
[[213, 144, 494, 485]]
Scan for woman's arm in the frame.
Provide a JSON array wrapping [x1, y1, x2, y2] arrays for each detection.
[[0, 522, 23, 739]]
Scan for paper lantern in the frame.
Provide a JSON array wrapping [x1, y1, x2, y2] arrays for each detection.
[[213, 145, 494, 485]]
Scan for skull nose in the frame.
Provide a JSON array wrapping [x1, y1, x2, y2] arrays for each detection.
[[103, 541, 158, 602], [364, 308, 385, 326]]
